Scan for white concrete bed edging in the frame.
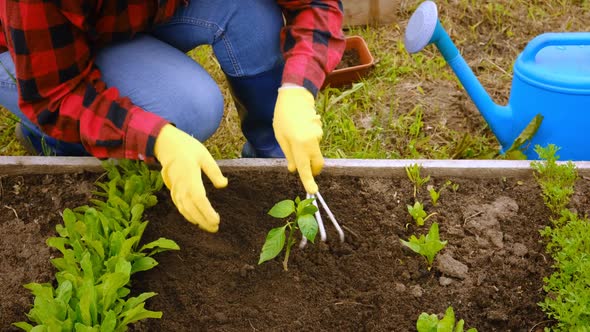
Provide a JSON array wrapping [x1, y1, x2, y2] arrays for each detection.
[[1, 156, 590, 178]]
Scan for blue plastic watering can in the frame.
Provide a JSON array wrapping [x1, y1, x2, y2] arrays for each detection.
[[404, 1, 590, 160]]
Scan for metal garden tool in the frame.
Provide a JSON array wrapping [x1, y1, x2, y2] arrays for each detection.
[[405, 1, 590, 160], [299, 191, 345, 248]]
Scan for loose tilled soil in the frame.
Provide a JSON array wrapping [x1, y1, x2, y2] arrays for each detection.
[[2, 170, 590, 331]]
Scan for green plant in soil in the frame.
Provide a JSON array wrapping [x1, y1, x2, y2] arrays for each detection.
[[427, 180, 452, 206], [428, 186, 441, 206], [405, 163, 430, 198], [13, 160, 180, 331], [530, 144, 577, 216], [531, 147, 590, 330], [539, 209, 590, 330], [401, 222, 447, 270], [417, 306, 478, 332], [407, 201, 437, 227], [259, 197, 319, 271]]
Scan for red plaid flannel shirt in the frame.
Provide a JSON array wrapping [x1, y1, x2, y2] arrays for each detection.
[[0, 1, 344, 162]]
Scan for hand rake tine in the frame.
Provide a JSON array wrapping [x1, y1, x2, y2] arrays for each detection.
[[316, 192, 345, 243], [310, 193, 327, 242]]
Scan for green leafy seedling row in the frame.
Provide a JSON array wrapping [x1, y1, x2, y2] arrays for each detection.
[[14, 160, 179, 331], [532, 145, 590, 330]]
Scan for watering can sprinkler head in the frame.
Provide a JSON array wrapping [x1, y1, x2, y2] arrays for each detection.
[[403, 1, 515, 151], [404, 1, 438, 54]]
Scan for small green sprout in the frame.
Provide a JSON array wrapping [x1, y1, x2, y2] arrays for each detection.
[[417, 306, 477, 332], [428, 186, 441, 206], [407, 201, 437, 226], [401, 222, 447, 270], [406, 163, 430, 198], [259, 197, 319, 271]]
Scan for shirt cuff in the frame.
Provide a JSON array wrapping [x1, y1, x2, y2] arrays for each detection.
[[282, 55, 326, 97], [124, 107, 169, 163]]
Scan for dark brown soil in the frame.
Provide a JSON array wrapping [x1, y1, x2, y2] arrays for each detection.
[[336, 48, 361, 70], [3, 169, 590, 331]]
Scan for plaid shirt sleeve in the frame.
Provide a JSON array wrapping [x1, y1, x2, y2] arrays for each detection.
[[278, 0, 346, 96], [1, 1, 170, 162]]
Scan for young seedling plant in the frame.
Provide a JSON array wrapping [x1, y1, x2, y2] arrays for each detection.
[[407, 201, 437, 227], [406, 163, 430, 199], [417, 306, 478, 332], [259, 197, 319, 271], [427, 180, 453, 206], [401, 222, 447, 270]]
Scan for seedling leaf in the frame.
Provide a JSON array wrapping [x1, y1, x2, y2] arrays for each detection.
[[416, 306, 478, 332], [140, 238, 180, 255], [298, 214, 319, 243], [268, 200, 295, 218], [259, 226, 287, 264], [416, 313, 438, 331], [439, 306, 456, 330], [131, 257, 158, 274]]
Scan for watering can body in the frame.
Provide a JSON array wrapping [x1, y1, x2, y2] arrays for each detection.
[[405, 1, 590, 160], [509, 33, 590, 160]]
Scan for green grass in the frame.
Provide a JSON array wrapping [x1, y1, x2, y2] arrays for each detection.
[[0, 107, 25, 156], [2, 0, 589, 159]]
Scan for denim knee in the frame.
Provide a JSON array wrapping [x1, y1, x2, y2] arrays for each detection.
[[170, 83, 224, 142]]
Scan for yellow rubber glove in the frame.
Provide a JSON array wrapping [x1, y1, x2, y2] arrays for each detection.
[[154, 124, 228, 232], [273, 86, 324, 194]]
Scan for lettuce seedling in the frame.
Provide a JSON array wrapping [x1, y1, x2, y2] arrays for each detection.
[[428, 187, 441, 206], [406, 163, 430, 198], [259, 197, 318, 271], [417, 306, 477, 332], [401, 222, 447, 270], [407, 201, 437, 226]]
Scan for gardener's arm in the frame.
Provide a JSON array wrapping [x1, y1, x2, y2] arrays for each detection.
[[2, 1, 227, 232], [273, 0, 346, 194], [3, 1, 173, 162]]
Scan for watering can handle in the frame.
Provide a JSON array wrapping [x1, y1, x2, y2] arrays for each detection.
[[521, 32, 590, 62]]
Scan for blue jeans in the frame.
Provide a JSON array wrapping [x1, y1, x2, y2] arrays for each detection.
[[0, 0, 284, 156]]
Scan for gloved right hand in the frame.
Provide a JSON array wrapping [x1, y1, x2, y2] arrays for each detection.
[[154, 124, 228, 232]]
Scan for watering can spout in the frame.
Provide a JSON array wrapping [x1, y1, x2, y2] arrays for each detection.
[[404, 1, 514, 149]]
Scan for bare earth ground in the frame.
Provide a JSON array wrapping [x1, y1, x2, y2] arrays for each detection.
[[2, 170, 590, 331]]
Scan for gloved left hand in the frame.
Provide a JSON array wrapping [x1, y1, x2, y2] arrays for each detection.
[[273, 86, 324, 194], [154, 124, 228, 232]]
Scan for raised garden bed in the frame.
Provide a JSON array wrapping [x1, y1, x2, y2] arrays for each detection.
[[1, 157, 590, 331]]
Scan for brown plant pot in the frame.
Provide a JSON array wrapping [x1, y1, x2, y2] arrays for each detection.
[[322, 35, 375, 89]]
